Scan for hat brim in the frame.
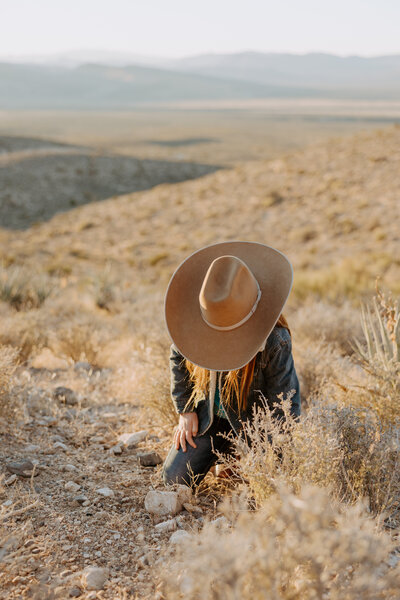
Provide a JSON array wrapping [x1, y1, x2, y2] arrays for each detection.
[[164, 241, 293, 371]]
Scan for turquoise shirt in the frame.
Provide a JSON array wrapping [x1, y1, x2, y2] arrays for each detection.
[[214, 379, 228, 418]]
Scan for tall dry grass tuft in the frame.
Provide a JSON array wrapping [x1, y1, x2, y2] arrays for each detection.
[[48, 320, 112, 368], [0, 264, 53, 311], [336, 287, 400, 428], [0, 345, 19, 414], [132, 336, 178, 428], [161, 481, 400, 599]]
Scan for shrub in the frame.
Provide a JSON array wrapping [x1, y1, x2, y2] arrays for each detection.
[[161, 482, 400, 599], [0, 265, 53, 311], [214, 396, 400, 526]]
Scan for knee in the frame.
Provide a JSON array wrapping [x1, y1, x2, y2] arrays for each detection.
[[161, 461, 192, 488]]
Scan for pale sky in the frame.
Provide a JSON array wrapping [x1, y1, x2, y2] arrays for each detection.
[[1, 0, 399, 58]]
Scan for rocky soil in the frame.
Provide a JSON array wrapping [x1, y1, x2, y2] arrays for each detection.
[[1, 362, 228, 599]]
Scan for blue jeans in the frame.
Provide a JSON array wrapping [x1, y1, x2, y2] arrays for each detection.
[[162, 415, 237, 489]]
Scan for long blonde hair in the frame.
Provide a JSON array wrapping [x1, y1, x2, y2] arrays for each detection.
[[183, 313, 291, 415]]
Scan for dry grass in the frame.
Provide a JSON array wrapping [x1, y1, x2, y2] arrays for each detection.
[[161, 481, 400, 599], [0, 264, 53, 311], [0, 345, 19, 415]]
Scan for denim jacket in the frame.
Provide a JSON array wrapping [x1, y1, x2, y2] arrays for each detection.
[[169, 325, 301, 437]]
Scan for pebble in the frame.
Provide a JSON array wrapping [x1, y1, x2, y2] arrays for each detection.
[[144, 490, 183, 516], [154, 518, 177, 533], [53, 386, 79, 406], [54, 441, 68, 451], [5, 474, 17, 485], [24, 444, 40, 453], [74, 361, 93, 373], [110, 445, 122, 455], [169, 530, 192, 544], [65, 481, 81, 493], [6, 460, 38, 478], [69, 586, 82, 597], [74, 495, 88, 506], [138, 451, 162, 467], [64, 464, 79, 473], [81, 566, 108, 591], [37, 415, 58, 426], [118, 430, 148, 449], [212, 516, 230, 528], [96, 487, 114, 498]]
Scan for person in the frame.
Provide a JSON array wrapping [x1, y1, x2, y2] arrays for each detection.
[[162, 241, 301, 489]]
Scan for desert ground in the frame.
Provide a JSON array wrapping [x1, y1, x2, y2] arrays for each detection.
[[1, 103, 400, 599]]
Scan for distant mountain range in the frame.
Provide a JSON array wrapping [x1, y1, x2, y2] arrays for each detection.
[[1, 51, 400, 108]]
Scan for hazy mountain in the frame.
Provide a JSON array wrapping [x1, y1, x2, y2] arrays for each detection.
[[1, 50, 400, 109], [165, 51, 400, 93], [0, 62, 322, 109], [1, 49, 169, 68]]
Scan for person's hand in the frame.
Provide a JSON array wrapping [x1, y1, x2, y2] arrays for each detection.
[[174, 412, 198, 452]]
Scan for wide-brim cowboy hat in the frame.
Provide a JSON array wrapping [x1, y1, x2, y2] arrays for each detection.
[[164, 240, 293, 371]]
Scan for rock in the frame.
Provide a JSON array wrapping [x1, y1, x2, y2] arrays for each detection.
[[212, 516, 230, 528], [96, 487, 114, 498], [74, 495, 88, 506], [53, 387, 79, 406], [74, 361, 93, 373], [81, 566, 108, 591], [154, 518, 177, 533], [5, 474, 17, 485], [6, 460, 38, 478], [144, 490, 183, 516], [182, 503, 203, 514], [54, 441, 68, 451], [110, 445, 122, 455], [176, 484, 193, 505], [69, 586, 82, 597], [63, 464, 79, 472], [118, 430, 148, 449], [24, 444, 40, 453], [65, 481, 81, 493], [138, 451, 162, 467], [37, 415, 58, 426], [169, 530, 192, 544]]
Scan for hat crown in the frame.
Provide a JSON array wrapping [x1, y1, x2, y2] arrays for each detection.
[[199, 255, 260, 330]]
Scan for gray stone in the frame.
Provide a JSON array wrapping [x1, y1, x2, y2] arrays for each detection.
[[176, 484, 193, 505], [65, 481, 81, 493], [6, 460, 38, 478], [169, 530, 192, 544], [54, 441, 68, 451], [154, 518, 177, 532], [74, 495, 88, 506], [138, 451, 162, 467], [144, 490, 183, 516], [81, 566, 108, 590], [96, 486, 114, 498], [53, 386, 79, 406], [118, 430, 148, 448]]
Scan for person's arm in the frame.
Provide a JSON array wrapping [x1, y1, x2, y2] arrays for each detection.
[[169, 344, 198, 451], [261, 336, 301, 422], [169, 343, 196, 414]]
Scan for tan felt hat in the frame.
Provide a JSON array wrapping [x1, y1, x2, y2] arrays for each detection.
[[164, 241, 293, 371]]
